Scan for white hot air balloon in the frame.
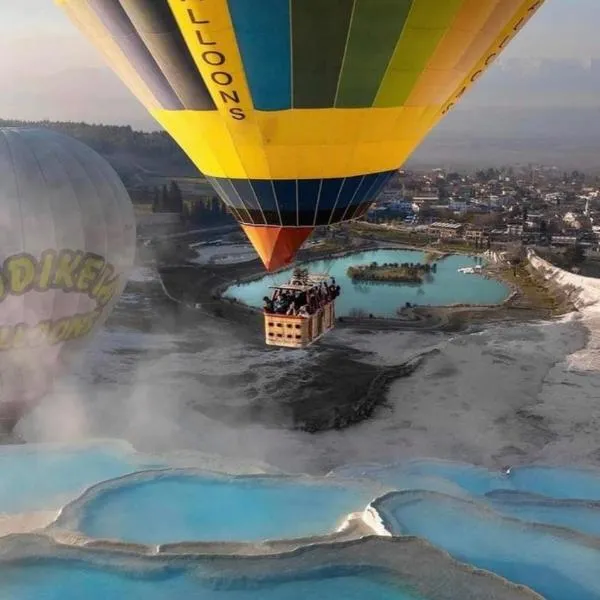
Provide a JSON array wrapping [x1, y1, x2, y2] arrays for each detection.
[[0, 128, 136, 430]]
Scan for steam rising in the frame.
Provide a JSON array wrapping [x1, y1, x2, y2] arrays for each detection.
[[14, 243, 599, 476]]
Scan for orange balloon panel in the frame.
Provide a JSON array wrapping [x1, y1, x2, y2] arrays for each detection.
[[241, 225, 314, 272]]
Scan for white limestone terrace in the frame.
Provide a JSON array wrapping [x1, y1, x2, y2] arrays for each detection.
[[0, 533, 543, 600], [4, 445, 600, 598], [525, 251, 600, 463], [0, 456, 545, 599], [528, 250, 600, 371]]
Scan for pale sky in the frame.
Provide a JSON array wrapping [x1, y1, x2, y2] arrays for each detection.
[[0, 1, 598, 127]]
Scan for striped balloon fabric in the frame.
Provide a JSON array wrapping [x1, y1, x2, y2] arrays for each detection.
[[58, 0, 544, 270]]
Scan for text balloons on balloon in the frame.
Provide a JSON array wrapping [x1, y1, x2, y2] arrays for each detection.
[[57, 0, 544, 270]]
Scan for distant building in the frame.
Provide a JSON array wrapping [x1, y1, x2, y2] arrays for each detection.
[[544, 192, 563, 205], [448, 199, 468, 213], [388, 199, 415, 215], [487, 195, 507, 208], [428, 222, 464, 239], [505, 223, 524, 237], [551, 235, 578, 246], [377, 189, 403, 203], [465, 226, 488, 244], [490, 229, 509, 241]]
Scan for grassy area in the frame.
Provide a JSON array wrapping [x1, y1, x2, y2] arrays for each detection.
[[499, 263, 573, 315], [346, 222, 483, 254], [133, 203, 154, 215], [347, 223, 431, 246], [301, 239, 348, 255]]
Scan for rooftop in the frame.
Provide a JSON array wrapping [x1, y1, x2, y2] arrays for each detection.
[[429, 222, 464, 230]]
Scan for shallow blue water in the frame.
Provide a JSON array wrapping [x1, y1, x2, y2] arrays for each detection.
[[332, 461, 600, 500], [2, 562, 422, 600], [5, 444, 600, 599], [77, 473, 378, 543], [486, 492, 600, 537], [376, 491, 600, 600], [332, 461, 512, 496], [509, 466, 600, 500], [224, 250, 509, 317], [0, 445, 164, 513]]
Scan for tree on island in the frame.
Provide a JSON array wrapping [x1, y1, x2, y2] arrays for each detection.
[[292, 267, 309, 285]]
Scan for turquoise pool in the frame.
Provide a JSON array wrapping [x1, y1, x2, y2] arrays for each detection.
[[1, 561, 425, 600], [0, 443, 165, 513], [5, 444, 600, 600], [63, 471, 380, 543], [374, 490, 600, 600], [224, 250, 509, 317]]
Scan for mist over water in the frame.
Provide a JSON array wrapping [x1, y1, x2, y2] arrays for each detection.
[[13, 266, 600, 476]]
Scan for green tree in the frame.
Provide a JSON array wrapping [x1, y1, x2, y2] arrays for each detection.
[[564, 244, 586, 270], [151, 186, 160, 213], [161, 184, 169, 212], [169, 180, 184, 213], [506, 243, 526, 276]]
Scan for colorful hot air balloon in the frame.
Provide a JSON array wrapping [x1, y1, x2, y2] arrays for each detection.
[[57, 0, 544, 271], [0, 128, 136, 430]]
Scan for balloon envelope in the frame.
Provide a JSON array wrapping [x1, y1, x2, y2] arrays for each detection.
[[57, 0, 544, 269], [0, 128, 136, 427]]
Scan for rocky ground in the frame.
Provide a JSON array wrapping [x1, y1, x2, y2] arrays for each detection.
[[153, 246, 575, 439]]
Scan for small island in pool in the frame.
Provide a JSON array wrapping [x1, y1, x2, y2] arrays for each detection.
[[347, 260, 437, 284]]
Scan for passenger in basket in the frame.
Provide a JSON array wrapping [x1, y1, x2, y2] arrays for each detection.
[[298, 305, 310, 317], [262, 296, 274, 313]]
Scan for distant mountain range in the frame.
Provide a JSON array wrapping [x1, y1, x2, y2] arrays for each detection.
[[4, 58, 600, 170], [407, 58, 600, 170], [0, 67, 156, 131], [460, 57, 600, 108]]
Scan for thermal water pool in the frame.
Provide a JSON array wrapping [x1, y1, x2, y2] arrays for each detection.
[[4, 444, 600, 600], [224, 249, 509, 317], [2, 561, 426, 600], [0, 442, 166, 513], [56, 470, 383, 543]]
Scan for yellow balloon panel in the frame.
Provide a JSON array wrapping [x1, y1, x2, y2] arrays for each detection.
[[151, 107, 442, 179], [57, 0, 543, 247], [57, 0, 544, 181]]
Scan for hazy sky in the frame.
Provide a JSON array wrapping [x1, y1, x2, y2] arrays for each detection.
[[0, 1, 598, 126]]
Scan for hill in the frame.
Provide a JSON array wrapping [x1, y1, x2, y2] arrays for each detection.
[[410, 107, 600, 171], [0, 118, 198, 186]]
